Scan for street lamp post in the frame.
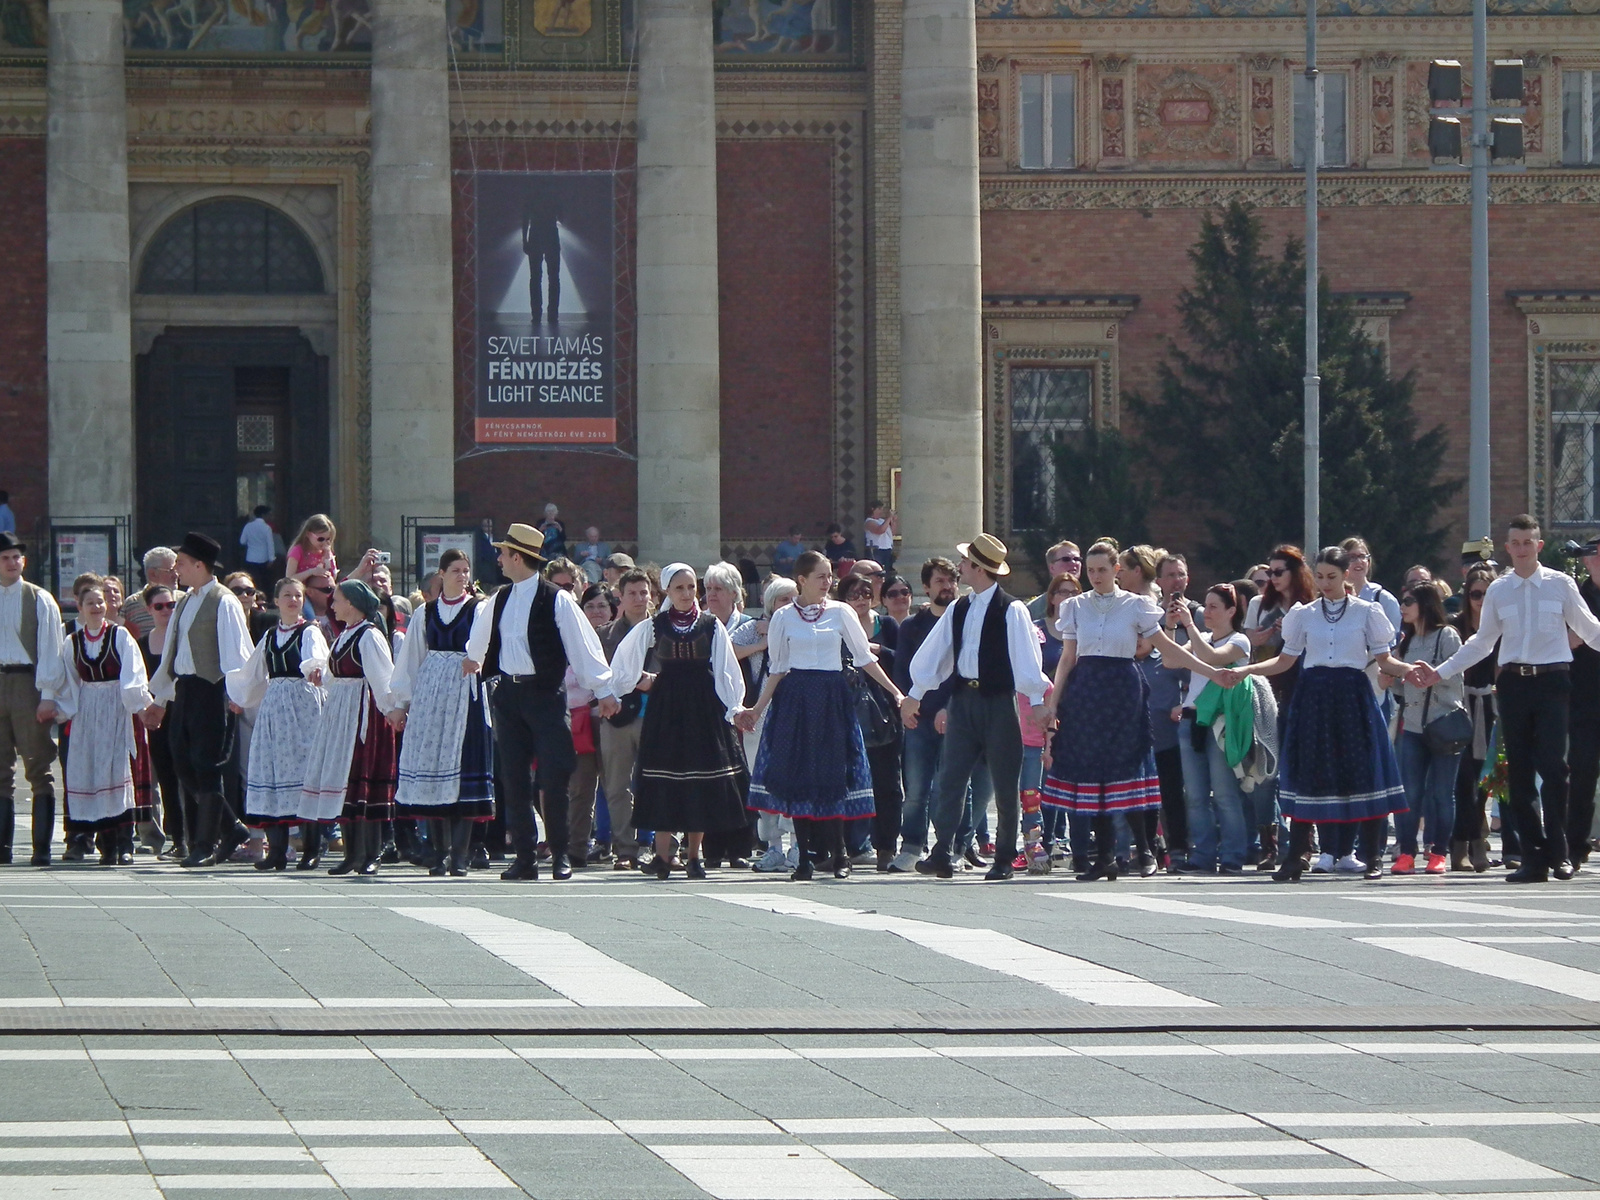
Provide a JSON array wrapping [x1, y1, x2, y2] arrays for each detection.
[[1303, 0, 1321, 556]]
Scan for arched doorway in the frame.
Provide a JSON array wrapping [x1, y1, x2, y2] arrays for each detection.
[[134, 199, 331, 558]]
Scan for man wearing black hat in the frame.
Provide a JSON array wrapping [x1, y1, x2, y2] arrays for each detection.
[[465, 522, 619, 880], [0, 533, 67, 865], [146, 533, 254, 867], [1570, 538, 1600, 871]]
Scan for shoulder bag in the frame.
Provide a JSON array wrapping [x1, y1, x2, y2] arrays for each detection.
[[842, 641, 900, 748], [1419, 630, 1472, 756]]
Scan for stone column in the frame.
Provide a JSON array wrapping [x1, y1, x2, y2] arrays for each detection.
[[635, 0, 721, 568], [369, 0, 456, 552], [47, 0, 133, 521], [897, 0, 984, 569]]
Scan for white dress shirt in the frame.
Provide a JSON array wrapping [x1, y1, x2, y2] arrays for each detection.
[[765, 600, 876, 675], [1279, 597, 1395, 670], [239, 518, 275, 565], [609, 614, 748, 723], [153, 579, 253, 703], [1436, 564, 1600, 678], [465, 576, 614, 698], [0, 578, 66, 701], [909, 583, 1050, 705], [1055, 588, 1163, 659]]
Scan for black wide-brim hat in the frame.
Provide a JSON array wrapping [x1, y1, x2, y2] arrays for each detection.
[[0, 531, 24, 555], [177, 531, 222, 568]]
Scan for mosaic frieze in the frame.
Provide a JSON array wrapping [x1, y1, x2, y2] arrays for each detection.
[[977, 0, 1600, 15], [1134, 63, 1239, 163]]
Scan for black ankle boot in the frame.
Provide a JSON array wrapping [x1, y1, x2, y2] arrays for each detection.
[[327, 824, 361, 875], [449, 819, 472, 876], [296, 824, 323, 871]]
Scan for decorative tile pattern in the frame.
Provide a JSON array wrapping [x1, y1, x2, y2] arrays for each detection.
[[1134, 63, 1239, 163], [974, 0, 1591, 16]]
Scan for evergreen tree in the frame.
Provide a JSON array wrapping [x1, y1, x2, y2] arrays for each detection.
[[1128, 201, 1459, 582], [1022, 424, 1152, 566]]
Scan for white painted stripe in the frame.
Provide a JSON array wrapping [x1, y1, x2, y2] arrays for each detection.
[[373, 1048, 519, 1060], [801, 1047, 941, 1060], [1210, 1168, 1388, 1185], [1337, 1042, 1487, 1055], [1215, 1044, 1358, 1057], [454, 1120, 623, 1136], [0, 1146, 142, 1161], [191, 998, 320, 1009], [1099, 1117, 1264, 1131], [129, 1121, 293, 1136], [709, 894, 1213, 1008], [0, 1049, 88, 1061], [647, 1144, 891, 1200], [1047, 893, 1356, 928], [995, 1143, 1162, 1159], [1315, 1136, 1566, 1181], [1486, 1043, 1600, 1055], [987, 1141, 1325, 1159], [513, 1047, 657, 1060], [940, 1045, 1081, 1058], [141, 1147, 314, 1162], [2, 1177, 162, 1199], [619, 1120, 777, 1135], [89, 1049, 233, 1062], [1031, 1168, 1249, 1197], [392, 907, 703, 1008], [815, 1142, 992, 1158], [230, 1050, 376, 1061], [1349, 895, 1593, 920], [0, 1122, 130, 1138], [314, 1145, 514, 1189], [1078, 1046, 1219, 1058], [777, 1118, 943, 1135], [1360, 937, 1600, 1002], [940, 1117, 1101, 1132], [292, 1121, 456, 1137], [1254, 1112, 1587, 1128], [657, 1048, 800, 1061], [156, 1175, 336, 1189]]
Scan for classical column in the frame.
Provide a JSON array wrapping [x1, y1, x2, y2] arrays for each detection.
[[47, 0, 132, 521], [635, 0, 721, 568], [369, 0, 455, 552], [897, 0, 984, 568]]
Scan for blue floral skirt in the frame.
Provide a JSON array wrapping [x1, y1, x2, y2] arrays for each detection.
[[748, 669, 875, 821], [1279, 666, 1407, 823], [1042, 655, 1161, 815]]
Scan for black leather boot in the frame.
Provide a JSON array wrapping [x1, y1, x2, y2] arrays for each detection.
[[449, 819, 471, 877], [296, 823, 323, 871]]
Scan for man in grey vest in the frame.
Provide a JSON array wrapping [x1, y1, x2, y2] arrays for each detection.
[[146, 533, 253, 867], [902, 534, 1051, 881], [0, 532, 67, 865]]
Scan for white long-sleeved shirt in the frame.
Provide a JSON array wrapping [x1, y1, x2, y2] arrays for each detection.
[[55, 625, 154, 723], [332, 623, 395, 709], [151, 579, 254, 703], [465, 577, 614, 697], [226, 623, 329, 711], [388, 596, 473, 709], [0, 578, 66, 701], [609, 614, 748, 723], [765, 600, 875, 676], [909, 583, 1050, 705], [1436, 564, 1600, 678]]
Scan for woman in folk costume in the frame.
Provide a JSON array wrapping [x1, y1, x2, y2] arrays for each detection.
[[387, 549, 494, 878], [608, 562, 751, 880], [297, 581, 399, 876], [58, 579, 155, 866], [226, 578, 328, 871]]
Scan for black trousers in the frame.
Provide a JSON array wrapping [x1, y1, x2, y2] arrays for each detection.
[[1497, 671, 1572, 869], [867, 737, 905, 854], [168, 676, 230, 795], [1151, 744, 1187, 854], [491, 680, 575, 859], [1568, 710, 1600, 861], [930, 689, 1023, 861]]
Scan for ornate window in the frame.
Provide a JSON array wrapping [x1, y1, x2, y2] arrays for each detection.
[[1010, 366, 1093, 532], [1019, 72, 1076, 169], [138, 199, 324, 295], [1562, 70, 1600, 165], [1292, 71, 1349, 167], [1550, 360, 1600, 524]]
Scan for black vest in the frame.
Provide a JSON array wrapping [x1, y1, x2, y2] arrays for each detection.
[[264, 623, 307, 679], [483, 577, 569, 691], [951, 586, 1016, 697]]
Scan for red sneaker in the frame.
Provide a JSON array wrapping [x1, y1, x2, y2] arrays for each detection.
[[1391, 853, 1415, 875], [1425, 853, 1447, 874]]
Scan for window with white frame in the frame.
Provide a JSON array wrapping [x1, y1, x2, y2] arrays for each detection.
[[1563, 70, 1600, 165], [1292, 71, 1349, 167], [1550, 360, 1600, 524], [1020, 73, 1076, 170], [1010, 365, 1093, 531]]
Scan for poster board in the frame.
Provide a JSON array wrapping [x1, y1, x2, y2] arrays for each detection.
[[415, 527, 480, 588], [52, 527, 117, 607]]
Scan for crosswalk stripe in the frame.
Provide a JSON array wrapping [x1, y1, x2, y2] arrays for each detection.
[[1313, 1137, 1566, 1181], [1347, 896, 1594, 921], [1046, 894, 1356, 928], [3, 1179, 162, 1199], [1358, 937, 1600, 1002], [645, 1143, 890, 1200], [707, 893, 1214, 1007], [390, 907, 702, 1007]]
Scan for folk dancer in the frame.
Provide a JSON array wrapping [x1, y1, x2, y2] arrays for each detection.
[[0, 532, 66, 866]]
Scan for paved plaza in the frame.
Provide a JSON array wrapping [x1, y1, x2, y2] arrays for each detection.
[[2, 807, 1600, 1200]]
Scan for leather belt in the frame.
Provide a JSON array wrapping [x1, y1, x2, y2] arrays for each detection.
[[1504, 662, 1569, 677], [0, 663, 32, 674]]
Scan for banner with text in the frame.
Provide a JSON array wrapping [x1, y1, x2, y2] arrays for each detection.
[[474, 171, 616, 445]]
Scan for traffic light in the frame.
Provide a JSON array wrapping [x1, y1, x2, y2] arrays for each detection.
[[1429, 60, 1463, 104], [1492, 117, 1524, 161], [1430, 116, 1463, 161]]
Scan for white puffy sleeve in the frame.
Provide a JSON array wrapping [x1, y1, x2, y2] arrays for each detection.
[[1133, 594, 1163, 639], [32, 589, 68, 705], [1279, 604, 1309, 658], [710, 618, 748, 722], [1365, 600, 1397, 657], [226, 631, 271, 711], [766, 607, 794, 677], [359, 625, 395, 710], [116, 626, 154, 715], [300, 625, 330, 681], [608, 619, 657, 696], [386, 618, 428, 709]]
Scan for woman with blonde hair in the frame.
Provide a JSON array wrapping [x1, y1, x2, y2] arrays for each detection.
[[1117, 544, 1162, 600]]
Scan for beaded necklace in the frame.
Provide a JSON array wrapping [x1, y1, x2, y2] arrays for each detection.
[[1320, 596, 1351, 624], [667, 602, 701, 634], [795, 599, 827, 624]]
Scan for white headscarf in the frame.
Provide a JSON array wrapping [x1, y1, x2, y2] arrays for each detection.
[[659, 562, 696, 593]]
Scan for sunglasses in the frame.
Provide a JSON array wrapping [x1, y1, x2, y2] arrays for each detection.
[[308, 584, 334, 594], [1269, 567, 1290, 577], [231, 588, 255, 598], [885, 588, 911, 599], [148, 601, 174, 612], [1468, 589, 1487, 600], [1400, 595, 1418, 606], [1052, 556, 1081, 566]]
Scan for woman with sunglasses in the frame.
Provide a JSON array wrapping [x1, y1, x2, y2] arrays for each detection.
[[227, 578, 329, 870], [298, 581, 399, 876], [137, 584, 185, 858], [1216, 546, 1414, 881], [1450, 562, 1504, 871], [838, 572, 904, 871], [1243, 545, 1314, 868], [1393, 582, 1464, 875], [882, 576, 914, 627]]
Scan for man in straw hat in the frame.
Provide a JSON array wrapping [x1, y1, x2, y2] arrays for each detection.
[[900, 533, 1051, 880], [146, 532, 254, 867], [0, 532, 67, 866], [465, 522, 619, 881]]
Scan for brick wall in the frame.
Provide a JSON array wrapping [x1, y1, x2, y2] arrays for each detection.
[[0, 139, 47, 539], [982, 201, 1600, 576]]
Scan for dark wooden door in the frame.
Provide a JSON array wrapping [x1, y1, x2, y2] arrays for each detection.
[[137, 328, 329, 563]]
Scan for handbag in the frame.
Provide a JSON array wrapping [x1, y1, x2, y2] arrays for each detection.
[[1418, 631, 1472, 756], [842, 642, 900, 748]]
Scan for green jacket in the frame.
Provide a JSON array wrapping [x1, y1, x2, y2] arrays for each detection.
[[1192, 677, 1256, 769]]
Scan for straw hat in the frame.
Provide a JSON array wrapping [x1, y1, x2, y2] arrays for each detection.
[[956, 532, 1011, 576], [491, 523, 547, 563]]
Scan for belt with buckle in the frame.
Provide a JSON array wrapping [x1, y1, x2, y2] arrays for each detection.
[[1506, 662, 1568, 677], [954, 676, 982, 689], [0, 663, 32, 674]]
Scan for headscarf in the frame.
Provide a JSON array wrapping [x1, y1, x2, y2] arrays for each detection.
[[338, 580, 383, 623], [659, 563, 701, 633]]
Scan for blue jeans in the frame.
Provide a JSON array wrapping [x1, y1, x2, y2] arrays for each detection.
[[1177, 718, 1249, 870], [1396, 729, 1461, 856], [900, 720, 980, 852]]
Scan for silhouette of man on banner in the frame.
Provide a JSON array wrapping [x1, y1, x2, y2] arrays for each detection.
[[521, 194, 562, 325]]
